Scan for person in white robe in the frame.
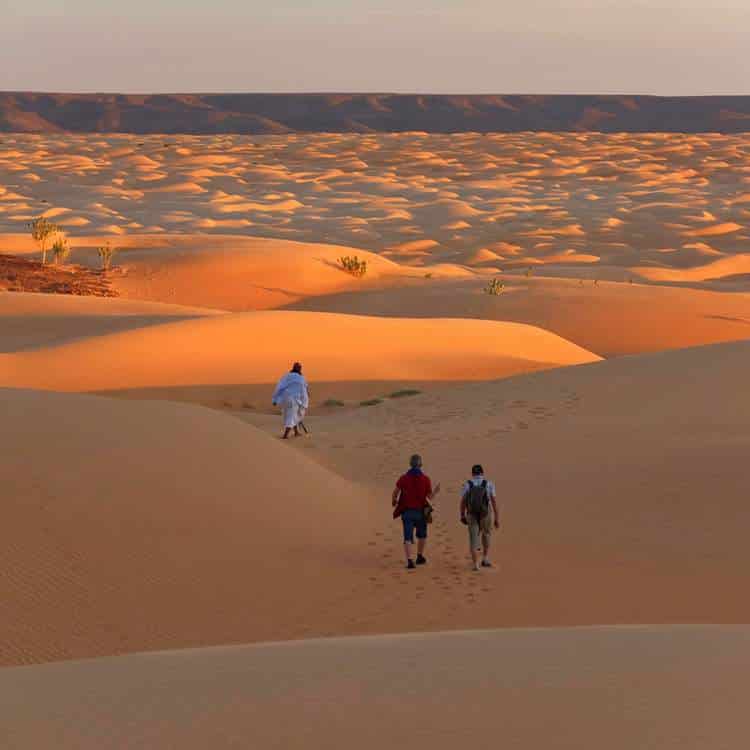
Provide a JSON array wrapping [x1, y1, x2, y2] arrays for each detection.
[[272, 362, 310, 439]]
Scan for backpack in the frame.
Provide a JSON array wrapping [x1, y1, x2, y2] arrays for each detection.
[[465, 480, 489, 519]]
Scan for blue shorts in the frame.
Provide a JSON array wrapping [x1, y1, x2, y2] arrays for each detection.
[[401, 508, 427, 543]]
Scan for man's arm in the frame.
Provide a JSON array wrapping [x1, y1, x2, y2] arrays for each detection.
[[491, 494, 500, 528], [392, 486, 401, 508], [460, 483, 468, 523], [427, 481, 441, 501]]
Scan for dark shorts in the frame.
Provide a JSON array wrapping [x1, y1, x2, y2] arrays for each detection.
[[401, 508, 427, 543]]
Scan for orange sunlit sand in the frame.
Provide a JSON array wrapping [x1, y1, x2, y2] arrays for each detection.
[[2, 130, 750, 748]]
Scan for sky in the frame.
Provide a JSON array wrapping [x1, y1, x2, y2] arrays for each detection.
[[2, 0, 749, 94]]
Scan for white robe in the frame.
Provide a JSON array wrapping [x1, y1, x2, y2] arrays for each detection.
[[272, 372, 309, 428]]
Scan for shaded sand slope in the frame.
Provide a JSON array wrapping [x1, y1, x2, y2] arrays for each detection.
[[0, 291, 221, 351], [3, 627, 748, 750], [244, 339, 750, 633], [288, 276, 750, 356], [0, 389, 375, 666], [0, 311, 600, 392]]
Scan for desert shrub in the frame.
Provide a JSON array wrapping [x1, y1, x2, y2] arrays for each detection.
[[359, 398, 383, 407], [28, 216, 60, 265], [424, 272, 433, 279], [323, 398, 345, 407], [388, 389, 421, 398], [524, 267, 534, 278], [483, 278, 504, 296], [338, 255, 368, 278], [97, 241, 118, 272], [51, 234, 71, 265]]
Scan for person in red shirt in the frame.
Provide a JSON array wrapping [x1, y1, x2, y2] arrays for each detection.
[[392, 454, 441, 569]]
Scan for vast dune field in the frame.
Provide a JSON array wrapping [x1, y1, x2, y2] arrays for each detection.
[[2, 131, 750, 287], [2, 131, 749, 747]]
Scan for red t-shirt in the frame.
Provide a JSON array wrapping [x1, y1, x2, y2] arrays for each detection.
[[396, 471, 433, 511]]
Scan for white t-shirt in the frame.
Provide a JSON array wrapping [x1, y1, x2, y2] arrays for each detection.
[[461, 476, 496, 499]]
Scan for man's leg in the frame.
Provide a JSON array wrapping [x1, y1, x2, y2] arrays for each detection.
[[403, 541, 414, 564], [481, 517, 493, 566], [468, 519, 480, 570], [402, 514, 416, 568], [416, 516, 427, 564], [282, 402, 295, 438]]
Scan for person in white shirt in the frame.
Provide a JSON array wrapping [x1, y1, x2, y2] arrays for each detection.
[[460, 464, 500, 571], [272, 362, 310, 439]]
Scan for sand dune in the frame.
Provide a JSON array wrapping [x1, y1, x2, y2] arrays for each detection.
[[287, 276, 750, 357], [0, 310, 600, 392], [241, 339, 750, 634], [632, 253, 750, 283], [0, 291, 220, 351], [3, 626, 748, 750], [3, 340, 750, 667], [3, 132, 750, 289], [0, 389, 374, 666], [109, 237, 412, 310]]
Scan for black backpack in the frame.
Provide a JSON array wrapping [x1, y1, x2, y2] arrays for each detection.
[[465, 480, 489, 519]]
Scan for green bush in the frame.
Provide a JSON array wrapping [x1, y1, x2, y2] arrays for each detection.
[[323, 398, 345, 407], [28, 216, 60, 265], [338, 255, 368, 278], [97, 241, 118, 272], [388, 389, 421, 398], [51, 235, 71, 265], [359, 398, 383, 407], [483, 278, 504, 296]]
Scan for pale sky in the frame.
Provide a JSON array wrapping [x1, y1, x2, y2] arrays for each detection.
[[2, 0, 749, 94]]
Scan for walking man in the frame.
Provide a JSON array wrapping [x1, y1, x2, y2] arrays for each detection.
[[460, 464, 500, 571], [272, 362, 310, 439], [392, 454, 441, 569]]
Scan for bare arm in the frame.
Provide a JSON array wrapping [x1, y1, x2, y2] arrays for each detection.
[[491, 495, 500, 528], [392, 487, 401, 507], [427, 482, 441, 501], [460, 484, 468, 521]]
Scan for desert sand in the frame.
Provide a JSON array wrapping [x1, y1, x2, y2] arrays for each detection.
[[3, 339, 750, 667], [2, 131, 749, 748], [3, 627, 748, 750]]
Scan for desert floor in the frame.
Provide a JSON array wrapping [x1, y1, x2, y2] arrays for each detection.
[[1, 133, 749, 747]]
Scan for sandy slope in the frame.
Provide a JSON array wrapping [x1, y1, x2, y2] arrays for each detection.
[[3, 626, 748, 750], [1, 233, 470, 309], [0, 291, 221, 351], [0, 310, 600, 392], [107, 236, 424, 310], [240, 339, 750, 634], [3, 340, 750, 667], [0, 389, 376, 666], [288, 275, 750, 356]]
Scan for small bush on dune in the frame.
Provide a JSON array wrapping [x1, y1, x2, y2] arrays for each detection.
[[483, 278, 504, 296], [51, 234, 71, 266], [323, 398, 345, 408], [97, 241, 118, 272], [360, 398, 383, 407], [338, 255, 368, 278], [388, 389, 421, 398], [28, 216, 60, 265]]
